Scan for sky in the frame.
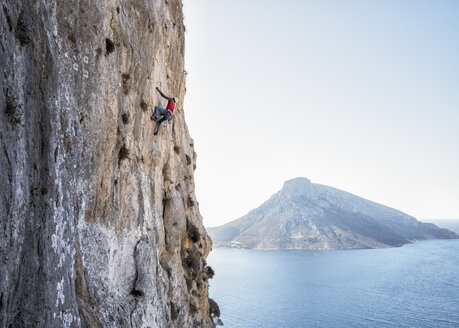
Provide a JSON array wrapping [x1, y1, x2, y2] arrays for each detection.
[[181, 0, 459, 227]]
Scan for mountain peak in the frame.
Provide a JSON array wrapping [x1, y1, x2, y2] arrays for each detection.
[[281, 177, 313, 197]]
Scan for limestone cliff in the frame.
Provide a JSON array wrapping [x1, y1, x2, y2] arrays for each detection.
[[0, 1, 216, 327]]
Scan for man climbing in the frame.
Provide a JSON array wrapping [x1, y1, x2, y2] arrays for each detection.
[[152, 87, 178, 135]]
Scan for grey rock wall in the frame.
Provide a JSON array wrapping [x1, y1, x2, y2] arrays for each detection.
[[0, 1, 214, 327]]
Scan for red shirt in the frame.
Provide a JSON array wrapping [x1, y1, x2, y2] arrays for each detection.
[[166, 101, 175, 112]]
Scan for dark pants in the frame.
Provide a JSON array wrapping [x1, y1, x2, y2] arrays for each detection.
[[154, 106, 172, 135]]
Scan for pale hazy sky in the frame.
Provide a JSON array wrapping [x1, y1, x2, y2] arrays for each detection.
[[182, 0, 459, 227]]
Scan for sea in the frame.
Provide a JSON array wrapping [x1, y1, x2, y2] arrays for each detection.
[[207, 221, 459, 328]]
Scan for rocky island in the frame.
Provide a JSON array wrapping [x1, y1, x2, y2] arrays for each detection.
[[208, 178, 458, 250]]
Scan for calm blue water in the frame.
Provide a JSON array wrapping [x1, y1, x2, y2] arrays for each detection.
[[208, 239, 459, 328]]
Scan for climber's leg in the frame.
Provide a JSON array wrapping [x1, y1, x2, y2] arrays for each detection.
[[153, 106, 166, 120], [154, 111, 172, 135], [154, 116, 167, 135]]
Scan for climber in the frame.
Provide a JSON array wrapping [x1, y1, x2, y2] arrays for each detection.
[[152, 87, 178, 135]]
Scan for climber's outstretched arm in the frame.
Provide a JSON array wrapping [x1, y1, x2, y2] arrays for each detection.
[[156, 87, 172, 101]]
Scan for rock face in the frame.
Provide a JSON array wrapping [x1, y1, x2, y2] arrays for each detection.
[[208, 178, 458, 250], [1, 1, 215, 327]]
